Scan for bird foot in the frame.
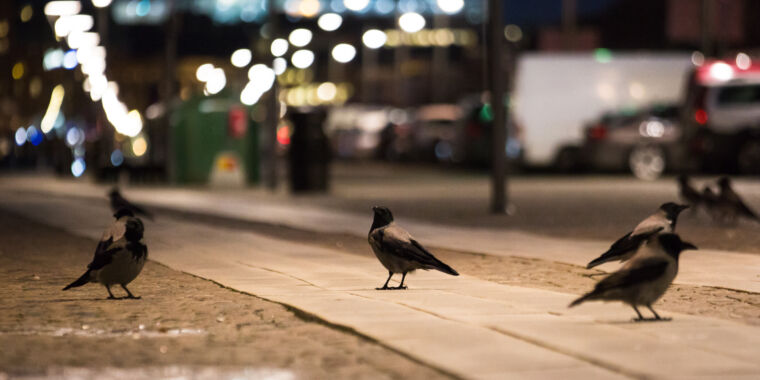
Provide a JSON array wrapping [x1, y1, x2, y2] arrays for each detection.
[[376, 286, 390, 290], [107, 296, 121, 300], [125, 295, 142, 300], [633, 317, 671, 322], [392, 285, 408, 290]]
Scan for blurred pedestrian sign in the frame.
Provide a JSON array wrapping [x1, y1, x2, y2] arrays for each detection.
[[228, 106, 248, 139]]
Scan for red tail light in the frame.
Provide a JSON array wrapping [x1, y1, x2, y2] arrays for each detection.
[[588, 124, 607, 140], [695, 109, 708, 125]]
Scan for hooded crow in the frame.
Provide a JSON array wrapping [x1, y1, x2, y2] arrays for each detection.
[[586, 202, 688, 269], [368, 206, 458, 290], [717, 177, 760, 223], [63, 208, 148, 299], [677, 175, 702, 209], [109, 188, 154, 221], [570, 233, 697, 321]]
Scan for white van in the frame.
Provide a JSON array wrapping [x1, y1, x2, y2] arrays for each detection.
[[512, 52, 692, 168]]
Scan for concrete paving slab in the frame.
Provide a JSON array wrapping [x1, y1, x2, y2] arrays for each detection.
[[2, 191, 760, 379]]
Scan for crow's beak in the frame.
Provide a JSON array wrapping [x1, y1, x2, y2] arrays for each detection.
[[678, 204, 690, 212], [683, 242, 698, 251]]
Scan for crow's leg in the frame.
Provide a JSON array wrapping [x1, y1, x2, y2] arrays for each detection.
[[106, 285, 117, 299], [121, 284, 141, 299], [376, 271, 393, 290], [647, 304, 670, 321], [393, 272, 408, 290], [632, 305, 645, 321]]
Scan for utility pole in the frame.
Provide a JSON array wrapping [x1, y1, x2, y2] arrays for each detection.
[[264, 0, 280, 190], [162, 0, 179, 183], [700, 0, 714, 57], [488, 0, 507, 213], [562, 0, 577, 50]]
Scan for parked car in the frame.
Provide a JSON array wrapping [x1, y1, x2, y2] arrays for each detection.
[[581, 104, 682, 179], [323, 105, 409, 160], [681, 59, 760, 174]]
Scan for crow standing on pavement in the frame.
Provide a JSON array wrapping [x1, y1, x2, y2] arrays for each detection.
[[368, 206, 458, 290], [677, 175, 702, 209], [109, 188, 154, 221], [570, 233, 697, 321], [717, 177, 760, 223], [586, 202, 688, 269], [63, 208, 148, 299]]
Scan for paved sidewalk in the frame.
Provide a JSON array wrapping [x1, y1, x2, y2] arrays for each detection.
[[3, 176, 759, 293], [2, 190, 760, 379]]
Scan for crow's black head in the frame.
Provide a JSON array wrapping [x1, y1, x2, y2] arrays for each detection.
[[371, 206, 394, 229], [718, 176, 731, 188], [113, 208, 135, 219], [658, 233, 697, 259], [659, 202, 689, 220], [677, 175, 689, 184], [124, 218, 144, 242], [109, 187, 121, 198]]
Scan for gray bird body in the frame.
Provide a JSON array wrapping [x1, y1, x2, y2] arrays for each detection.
[[63, 209, 148, 299], [572, 233, 697, 321], [586, 203, 687, 269], [368, 207, 458, 289], [717, 177, 759, 223]]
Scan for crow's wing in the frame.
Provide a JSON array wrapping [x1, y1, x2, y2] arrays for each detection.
[[377, 226, 458, 274], [725, 189, 759, 220], [586, 226, 664, 269], [87, 238, 122, 271], [593, 257, 669, 293]]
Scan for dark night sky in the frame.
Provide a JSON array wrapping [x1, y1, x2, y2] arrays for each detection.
[[505, 0, 622, 27]]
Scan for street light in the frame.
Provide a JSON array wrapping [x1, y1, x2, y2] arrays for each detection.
[[362, 29, 387, 49], [436, 0, 464, 14], [331, 43, 356, 63], [288, 28, 313, 47], [271, 38, 289, 57], [318, 13, 342, 31], [344, 0, 369, 12], [399, 12, 425, 33], [291, 49, 315, 69], [230, 48, 252, 67]]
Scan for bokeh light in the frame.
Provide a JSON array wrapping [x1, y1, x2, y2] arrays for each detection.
[[71, 157, 86, 177], [289, 28, 313, 47], [399, 12, 425, 33], [110, 149, 124, 166], [362, 29, 387, 49], [291, 49, 315, 69], [230, 48, 252, 68], [344, 0, 369, 12], [331, 43, 356, 63], [318, 13, 342, 31], [436, 0, 464, 14], [271, 38, 289, 57]]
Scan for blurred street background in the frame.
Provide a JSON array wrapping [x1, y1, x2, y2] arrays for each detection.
[[3, 0, 760, 379]]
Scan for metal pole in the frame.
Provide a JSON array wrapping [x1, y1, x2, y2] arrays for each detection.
[[431, 13, 448, 102], [701, 0, 714, 57], [264, 0, 280, 190], [162, 0, 179, 183], [562, 0, 577, 50], [488, 0, 507, 213]]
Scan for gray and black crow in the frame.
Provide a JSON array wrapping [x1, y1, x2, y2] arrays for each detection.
[[571, 233, 697, 321], [677, 175, 702, 209], [368, 206, 458, 290], [717, 177, 759, 223], [109, 188, 154, 221], [586, 202, 688, 269], [63, 208, 148, 299]]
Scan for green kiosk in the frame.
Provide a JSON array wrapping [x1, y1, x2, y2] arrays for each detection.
[[171, 93, 259, 186]]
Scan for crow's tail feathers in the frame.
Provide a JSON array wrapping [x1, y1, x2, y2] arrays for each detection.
[[569, 292, 593, 308], [63, 270, 91, 290], [434, 261, 459, 276]]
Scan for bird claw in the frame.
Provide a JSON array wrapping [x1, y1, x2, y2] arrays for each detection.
[[126, 295, 142, 300], [633, 317, 671, 322], [393, 285, 408, 290]]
